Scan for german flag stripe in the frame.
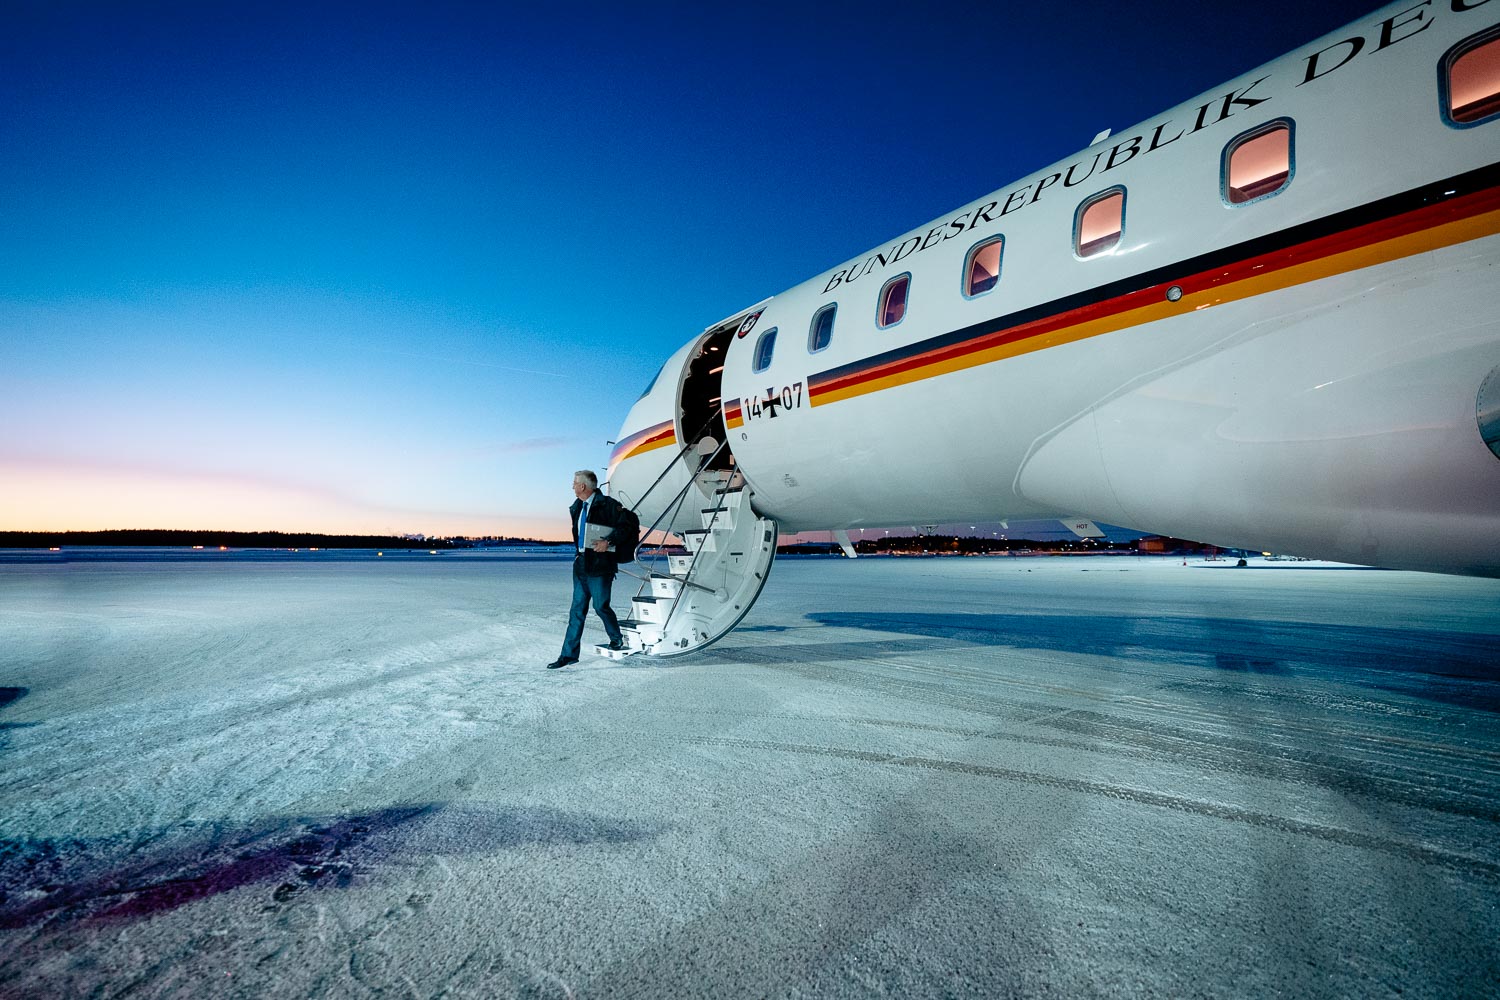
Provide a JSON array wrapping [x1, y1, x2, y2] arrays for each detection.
[[609, 419, 676, 466], [724, 398, 744, 429], [809, 163, 1500, 407]]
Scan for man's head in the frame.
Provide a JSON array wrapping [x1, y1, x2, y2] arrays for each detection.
[[572, 470, 598, 501]]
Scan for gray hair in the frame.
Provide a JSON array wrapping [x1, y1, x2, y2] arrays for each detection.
[[573, 470, 598, 489]]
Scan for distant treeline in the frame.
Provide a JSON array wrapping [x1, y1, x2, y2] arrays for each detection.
[[778, 534, 1217, 555], [0, 530, 462, 549], [858, 535, 1137, 554]]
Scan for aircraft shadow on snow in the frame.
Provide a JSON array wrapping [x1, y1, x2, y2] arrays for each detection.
[[0, 688, 34, 748], [799, 612, 1500, 709], [0, 802, 664, 930], [0, 687, 27, 723]]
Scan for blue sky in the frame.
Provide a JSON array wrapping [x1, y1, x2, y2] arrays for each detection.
[[0, 1, 1379, 539]]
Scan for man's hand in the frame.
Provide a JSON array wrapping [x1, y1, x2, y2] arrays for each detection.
[[592, 539, 610, 553]]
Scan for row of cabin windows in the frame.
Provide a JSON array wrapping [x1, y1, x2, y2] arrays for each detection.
[[749, 114, 1287, 376], [746, 26, 1500, 375]]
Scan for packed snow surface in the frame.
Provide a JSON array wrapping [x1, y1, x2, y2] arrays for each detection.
[[1, 551, 1498, 998]]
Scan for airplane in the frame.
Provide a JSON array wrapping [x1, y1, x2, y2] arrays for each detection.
[[597, 0, 1500, 658]]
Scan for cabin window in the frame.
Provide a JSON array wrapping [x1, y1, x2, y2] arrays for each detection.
[[963, 236, 1004, 297], [1074, 188, 1125, 258], [751, 327, 778, 373], [878, 273, 910, 328], [1222, 120, 1294, 205], [808, 303, 836, 353], [1442, 25, 1500, 127]]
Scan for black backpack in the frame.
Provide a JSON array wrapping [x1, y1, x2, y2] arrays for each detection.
[[613, 505, 641, 564]]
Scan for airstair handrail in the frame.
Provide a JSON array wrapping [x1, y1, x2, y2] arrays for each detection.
[[607, 434, 775, 659]]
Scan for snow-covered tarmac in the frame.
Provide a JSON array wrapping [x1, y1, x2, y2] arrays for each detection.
[[1, 552, 1498, 999]]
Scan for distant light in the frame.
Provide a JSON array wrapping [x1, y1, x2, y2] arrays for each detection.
[[192, 545, 203, 550], [310, 547, 319, 551], [429, 550, 437, 555], [219, 546, 228, 551], [378, 551, 384, 556], [49, 547, 60, 552]]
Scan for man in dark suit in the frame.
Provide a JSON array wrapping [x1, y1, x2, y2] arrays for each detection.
[[547, 470, 626, 669]]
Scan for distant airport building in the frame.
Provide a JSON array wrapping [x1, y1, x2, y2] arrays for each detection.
[[1136, 536, 1216, 555]]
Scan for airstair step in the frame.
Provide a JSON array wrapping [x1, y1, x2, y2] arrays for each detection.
[[631, 594, 673, 623], [668, 554, 694, 576], [682, 528, 724, 554], [700, 505, 736, 530], [618, 617, 664, 644], [648, 576, 682, 598]]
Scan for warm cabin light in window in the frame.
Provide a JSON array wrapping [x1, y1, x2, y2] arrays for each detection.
[[1225, 122, 1292, 204], [752, 327, 778, 373], [878, 274, 910, 328], [965, 237, 1003, 296], [1446, 29, 1500, 125], [809, 304, 836, 353], [1075, 189, 1124, 258]]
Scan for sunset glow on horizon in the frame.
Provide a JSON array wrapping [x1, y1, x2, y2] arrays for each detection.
[[0, 457, 560, 539]]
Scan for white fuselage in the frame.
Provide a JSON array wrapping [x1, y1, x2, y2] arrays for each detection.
[[609, 1, 1500, 577]]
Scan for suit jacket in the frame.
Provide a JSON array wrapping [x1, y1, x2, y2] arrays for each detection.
[[570, 492, 624, 578]]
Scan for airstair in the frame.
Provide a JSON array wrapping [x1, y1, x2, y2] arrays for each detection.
[[598, 458, 778, 660]]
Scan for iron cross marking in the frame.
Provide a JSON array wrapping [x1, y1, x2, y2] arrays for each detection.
[[760, 387, 783, 418]]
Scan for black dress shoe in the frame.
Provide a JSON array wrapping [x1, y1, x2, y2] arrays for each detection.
[[546, 657, 577, 670], [608, 638, 626, 651]]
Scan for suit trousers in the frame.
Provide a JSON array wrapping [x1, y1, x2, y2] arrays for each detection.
[[560, 555, 623, 659]]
